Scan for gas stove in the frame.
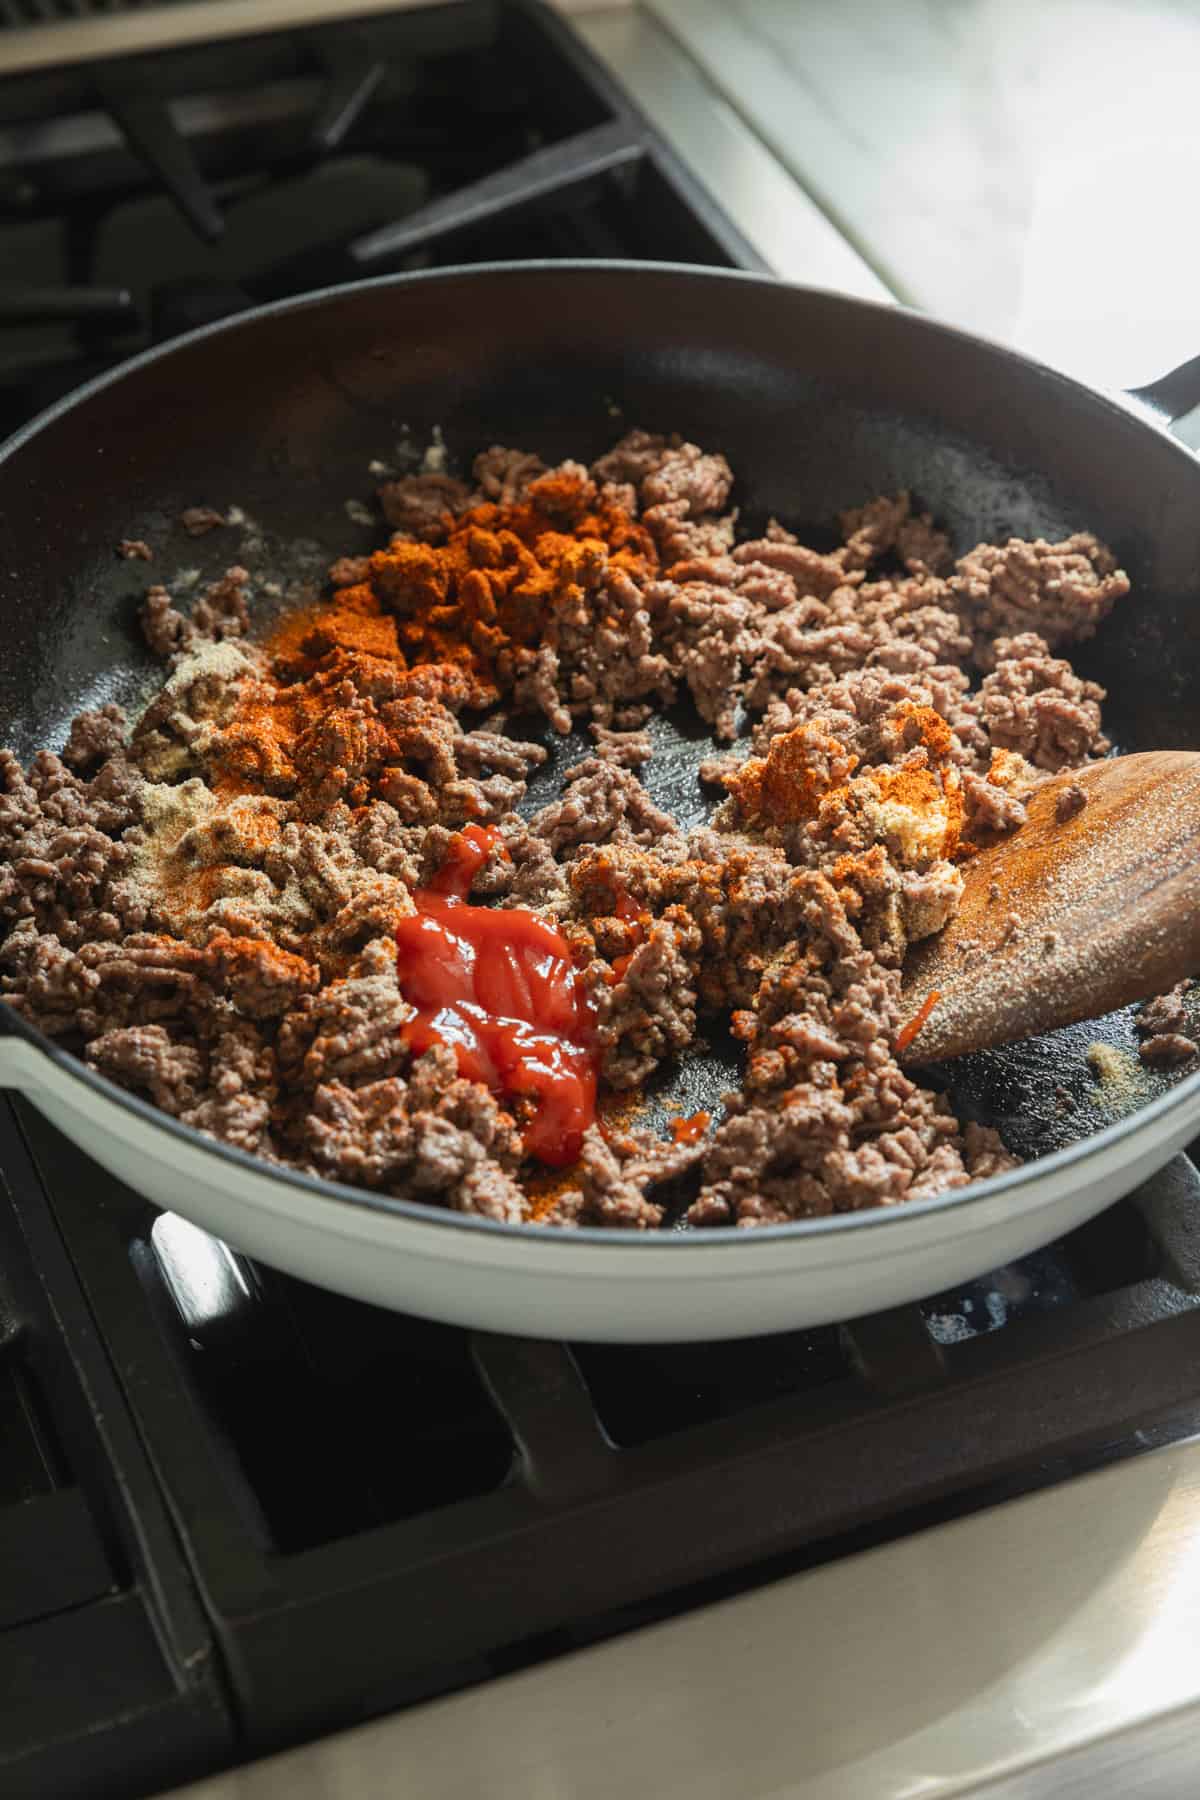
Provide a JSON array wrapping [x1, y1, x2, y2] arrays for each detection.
[[0, 0, 765, 437], [2, 6, 1200, 1800]]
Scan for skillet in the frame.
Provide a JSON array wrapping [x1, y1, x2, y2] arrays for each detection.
[[2, 260, 1200, 1342]]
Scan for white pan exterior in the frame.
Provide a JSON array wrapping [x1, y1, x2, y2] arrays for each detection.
[[3, 1035, 1198, 1342]]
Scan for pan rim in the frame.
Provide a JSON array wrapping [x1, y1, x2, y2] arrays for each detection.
[[3, 255, 1199, 1251]]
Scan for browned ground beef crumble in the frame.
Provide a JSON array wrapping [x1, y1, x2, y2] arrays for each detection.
[[1, 431, 1143, 1229], [1135, 983, 1199, 1069]]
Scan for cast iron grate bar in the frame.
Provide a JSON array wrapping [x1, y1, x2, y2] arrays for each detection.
[[0, 1103, 233, 1794], [98, 79, 224, 243], [308, 29, 386, 154], [349, 117, 644, 268], [471, 1333, 615, 1501], [0, 285, 136, 327], [842, 1301, 946, 1395]]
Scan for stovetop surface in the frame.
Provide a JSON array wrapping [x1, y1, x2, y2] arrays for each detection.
[[9, 1085, 1200, 1800], [4, 5, 1200, 1798], [0, 0, 760, 437]]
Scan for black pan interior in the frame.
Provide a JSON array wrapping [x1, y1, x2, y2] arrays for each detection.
[[2, 263, 1199, 1165]]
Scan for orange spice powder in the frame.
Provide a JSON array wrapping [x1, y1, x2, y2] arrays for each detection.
[[203, 474, 654, 816], [726, 721, 859, 825], [729, 703, 967, 862], [149, 476, 657, 975], [364, 476, 656, 685]]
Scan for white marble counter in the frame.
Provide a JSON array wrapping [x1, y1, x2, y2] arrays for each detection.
[[162, 1436, 1200, 1800], [576, 9, 891, 300], [649, 0, 1200, 392]]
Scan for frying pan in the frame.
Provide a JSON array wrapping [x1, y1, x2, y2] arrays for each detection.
[[3, 262, 1200, 1343]]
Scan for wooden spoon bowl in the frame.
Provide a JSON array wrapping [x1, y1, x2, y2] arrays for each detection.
[[899, 751, 1200, 1065]]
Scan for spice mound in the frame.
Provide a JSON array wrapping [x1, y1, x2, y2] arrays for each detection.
[[1, 431, 1137, 1228]]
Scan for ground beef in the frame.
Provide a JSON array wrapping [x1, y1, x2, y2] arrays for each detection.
[[191, 565, 251, 641], [4, 931, 214, 1039], [530, 761, 678, 856], [553, 1127, 665, 1229], [838, 491, 953, 575], [201, 664, 546, 826], [544, 561, 675, 733], [88, 1016, 278, 1157], [1134, 984, 1198, 1066], [680, 848, 1020, 1226], [647, 505, 739, 567], [738, 574, 972, 719], [952, 533, 1130, 663], [62, 705, 128, 773], [569, 833, 803, 1013], [587, 912, 701, 1088], [206, 931, 318, 1019], [641, 446, 734, 567], [183, 1020, 278, 1154], [328, 555, 372, 589], [472, 445, 546, 506], [642, 443, 733, 517], [591, 429, 672, 490], [669, 586, 765, 740], [500, 835, 571, 918], [978, 633, 1108, 771], [118, 539, 153, 561], [179, 506, 227, 536], [303, 1047, 524, 1221], [87, 1022, 206, 1112], [584, 725, 652, 769], [2, 430, 1136, 1230], [1138, 984, 1190, 1037], [962, 769, 1028, 836], [900, 861, 965, 940], [141, 587, 194, 660], [276, 938, 411, 1087], [140, 567, 252, 662], [0, 746, 143, 949], [751, 663, 988, 771], [377, 472, 473, 542], [1139, 1032, 1199, 1067], [1055, 780, 1088, 822]]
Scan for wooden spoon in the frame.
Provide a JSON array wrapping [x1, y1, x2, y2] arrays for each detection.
[[898, 751, 1200, 1065]]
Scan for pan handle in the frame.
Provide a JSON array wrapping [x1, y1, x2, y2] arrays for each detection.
[[1126, 353, 1200, 442]]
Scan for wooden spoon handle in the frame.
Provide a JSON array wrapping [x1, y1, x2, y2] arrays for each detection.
[[900, 751, 1200, 1065]]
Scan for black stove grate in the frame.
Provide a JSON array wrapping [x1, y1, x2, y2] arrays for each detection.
[[8, 1092, 1200, 1800], [0, 1103, 234, 1800], [0, 0, 764, 434]]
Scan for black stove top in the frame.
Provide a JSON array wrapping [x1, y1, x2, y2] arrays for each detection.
[[5, 6, 1200, 1798], [9, 1094, 1200, 1800], [0, 0, 761, 436]]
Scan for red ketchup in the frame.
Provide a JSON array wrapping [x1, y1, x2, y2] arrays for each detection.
[[395, 826, 598, 1167]]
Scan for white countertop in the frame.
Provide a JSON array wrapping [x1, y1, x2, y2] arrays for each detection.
[[649, 0, 1200, 393], [575, 9, 892, 302], [162, 1435, 1200, 1800]]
